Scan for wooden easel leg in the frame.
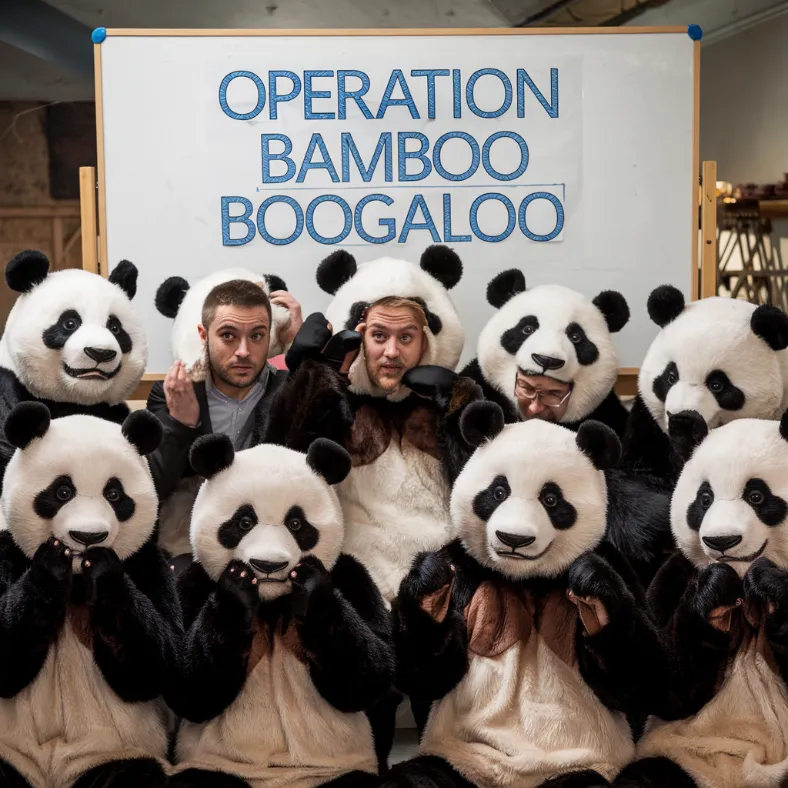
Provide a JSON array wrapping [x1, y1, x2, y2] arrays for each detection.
[[700, 160, 718, 298], [79, 166, 99, 275]]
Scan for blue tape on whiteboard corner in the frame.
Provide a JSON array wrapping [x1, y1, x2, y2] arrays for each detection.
[[92, 27, 107, 44], [687, 24, 703, 41]]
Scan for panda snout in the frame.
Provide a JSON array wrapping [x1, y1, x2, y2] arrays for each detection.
[[496, 531, 536, 549], [69, 530, 109, 547], [702, 534, 742, 553], [531, 353, 565, 372], [249, 558, 289, 576], [84, 347, 117, 364]]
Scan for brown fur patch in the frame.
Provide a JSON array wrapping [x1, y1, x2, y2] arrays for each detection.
[[465, 582, 532, 658], [346, 405, 392, 467], [68, 604, 93, 650], [421, 580, 455, 623], [401, 406, 440, 459], [448, 377, 483, 415]]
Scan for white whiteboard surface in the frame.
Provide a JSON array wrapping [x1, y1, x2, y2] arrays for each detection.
[[96, 29, 698, 375]]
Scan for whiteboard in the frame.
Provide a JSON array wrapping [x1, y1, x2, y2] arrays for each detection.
[[95, 29, 699, 375]]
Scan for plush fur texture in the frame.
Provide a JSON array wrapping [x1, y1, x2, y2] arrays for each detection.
[[155, 268, 292, 381], [468, 279, 628, 431], [0, 409, 179, 788], [0, 253, 147, 407]]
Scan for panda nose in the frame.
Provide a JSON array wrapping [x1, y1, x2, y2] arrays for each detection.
[[69, 530, 109, 547], [84, 347, 117, 364], [496, 531, 536, 549], [249, 559, 289, 575], [702, 534, 742, 552], [531, 353, 565, 371]]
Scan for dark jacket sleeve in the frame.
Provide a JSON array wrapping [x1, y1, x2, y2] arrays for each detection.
[[145, 381, 203, 500]]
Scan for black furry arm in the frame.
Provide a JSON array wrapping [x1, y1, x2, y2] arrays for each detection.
[[434, 377, 486, 485], [584, 389, 630, 439], [618, 395, 678, 490], [84, 542, 182, 703], [391, 546, 469, 702], [291, 555, 395, 713], [0, 535, 71, 697], [262, 359, 354, 452], [166, 560, 258, 722], [459, 359, 519, 424]]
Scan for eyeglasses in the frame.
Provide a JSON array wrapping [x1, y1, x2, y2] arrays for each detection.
[[515, 379, 572, 408]]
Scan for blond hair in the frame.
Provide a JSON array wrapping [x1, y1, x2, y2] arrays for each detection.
[[367, 295, 428, 328]]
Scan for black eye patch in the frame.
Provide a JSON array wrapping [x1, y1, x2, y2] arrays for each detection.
[[686, 480, 714, 531], [742, 478, 787, 526], [565, 323, 599, 366], [283, 505, 319, 552], [705, 370, 745, 411], [42, 310, 82, 350], [410, 297, 443, 335], [34, 475, 76, 519], [472, 474, 510, 521], [102, 477, 135, 522], [652, 361, 679, 403], [218, 504, 259, 549], [345, 301, 368, 331], [538, 481, 577, 530], [106, 315, 132, 355], [500, 316, 539, 356]]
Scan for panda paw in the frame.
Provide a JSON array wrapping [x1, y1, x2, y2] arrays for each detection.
[[285, 313, 333, 371], [217, 560, 259, 612], [691, 562, 743, 631], [289, 556, 333, 619], [82, 548, 125, 599], [567, 552, 630, 634], [31, 536, 73, 587], [744, 557, 788, 617], [401, 551, 455, 603], [403, 366, 460, 410]]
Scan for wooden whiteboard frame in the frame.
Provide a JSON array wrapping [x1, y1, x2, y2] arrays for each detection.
[[90, 26, 704, 398]]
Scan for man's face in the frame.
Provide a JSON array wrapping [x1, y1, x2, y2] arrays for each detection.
[[199, 305, 271, 390], [515, 371, 572, 422], [362, 305, 426, 393]]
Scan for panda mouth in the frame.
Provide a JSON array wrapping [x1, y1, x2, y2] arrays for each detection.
[[495, 542, 553, 561], [63, 363, 121, 381], [715, 540, 768, 563]]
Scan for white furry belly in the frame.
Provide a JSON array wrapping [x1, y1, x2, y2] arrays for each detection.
[[339, 441, 453, 602], [175, 641, 377, 788], [0, 621, 169, 787], [638, 642, 788, 788], [420, 633, 633, 788]]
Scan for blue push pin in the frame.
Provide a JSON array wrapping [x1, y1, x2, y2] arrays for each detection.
[[687, 24, 703, 41], [92, 27, 107, 44]]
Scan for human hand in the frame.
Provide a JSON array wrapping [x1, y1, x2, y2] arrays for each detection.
[[270, 290, 303, 348], [163, 360, 200, 428]]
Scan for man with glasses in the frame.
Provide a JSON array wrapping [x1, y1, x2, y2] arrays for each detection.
[[515, 371, 573, 421]]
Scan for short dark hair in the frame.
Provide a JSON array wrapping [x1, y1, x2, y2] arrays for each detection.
[[201, 279, 272, 329]]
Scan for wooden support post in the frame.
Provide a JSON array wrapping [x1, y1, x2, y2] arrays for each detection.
[[79, 166, 99, 274], [51, 217, 63, 269], [700, 160, 718, 298]]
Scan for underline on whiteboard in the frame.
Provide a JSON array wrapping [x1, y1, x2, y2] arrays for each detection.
[[255, 183, 566, 192]]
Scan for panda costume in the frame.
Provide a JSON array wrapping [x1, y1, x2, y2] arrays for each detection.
[[154, 267, 292, 380], [386, 403, 665, 788], [0, 250, 147, 480], [461, 268, 631, 437], [168, 434, 394, 788], [620, 285, 788, 492], [0, 403, 179, 788], [621, 414, 788, 788]]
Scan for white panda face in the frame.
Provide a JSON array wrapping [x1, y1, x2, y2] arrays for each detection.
[[640, 297, 788, 433], [2, 415, 158, 571], [191, 444, 344, 600], [451, 421, 608, 579], [479, 285, 620, 423], [1, 270, 147, 406], [157, 268, 290, 381], [671, 418, 788, 575]]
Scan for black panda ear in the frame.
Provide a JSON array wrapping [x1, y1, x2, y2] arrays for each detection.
[[121, 410, 163, 456], [487, 269, 526, 309], [6, 250, 50, 294], [306, 438, 351, 485], [460, 401, 506, 447], [190, 433, 235, 479], [751, 304, 788, 351], [780, 411, 788, 442], [316, 250, 357, 295], [592, 290, 630, 333], [264, 274, 288, 293], [647, 285, 685, 328], [108, 260, 138, 300], [576, 420, 621, 471], [155, 276, 190, 319], [5, 402, 51, 449], [420, 245, 463, 290]]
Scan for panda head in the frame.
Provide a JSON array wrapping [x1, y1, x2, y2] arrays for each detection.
[[155, 268, 291, 381], [451, 401, 620, 579], [640, 286, 788, 433], [318, 245, 465, 400], [189, 435, 350, 600], [672, 414, 788, 575], [0, 251, 147, 406], [1, 403, 161, 571], [478, 269, 629, 423]]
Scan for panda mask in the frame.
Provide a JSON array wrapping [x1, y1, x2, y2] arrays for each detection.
[[318, 245, 465, 402], [189, 434, 350, 601], [478, 269, 629, 424], [672, 414, 788, 577], [155, 268, 292, 381], [0, 250, 147, 406], [451, 402, 620, 580], [1, 403, 161, 573], [640, 286, 788, 433]]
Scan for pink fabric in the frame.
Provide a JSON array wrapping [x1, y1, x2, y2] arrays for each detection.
[[269, 354, 288, 370]]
